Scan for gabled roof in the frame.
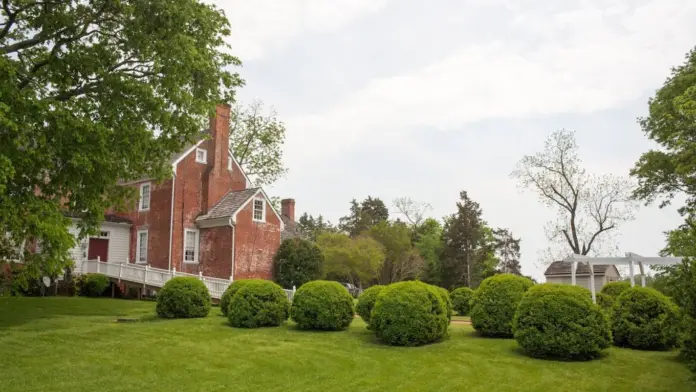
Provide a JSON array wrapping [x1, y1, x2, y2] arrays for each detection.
[[544, 261, 615, 277], [196, 188, 260, 221]]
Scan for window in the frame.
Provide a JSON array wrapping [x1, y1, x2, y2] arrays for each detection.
[[136, 230, 148, 264], [253, 199, 265, 222], [227, 156, 233, 171], [139, 183, 151, 211], [183, 229, 199, 263], [99, 231, 109, 238], [195, 148, 207, 163]]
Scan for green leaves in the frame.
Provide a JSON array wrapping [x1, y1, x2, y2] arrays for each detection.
[[1, 0, 241, 275]]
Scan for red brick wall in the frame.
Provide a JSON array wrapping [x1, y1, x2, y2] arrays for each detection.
[[111, 179, 172, 269], [197, 226, 233, 278], [233, 197, 281, 280]]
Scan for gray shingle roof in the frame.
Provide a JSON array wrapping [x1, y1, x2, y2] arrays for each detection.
[[544, 261, 612, 276], [281, 215, 302, 242], [196, 188, 259, 221]]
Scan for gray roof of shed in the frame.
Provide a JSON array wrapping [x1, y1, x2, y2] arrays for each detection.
[[196, 188, 260, 221], [544, 261, 613, 276]]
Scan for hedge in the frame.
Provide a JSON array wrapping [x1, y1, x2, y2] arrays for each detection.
[[450, 287, 474, 316], [76, 273, 110, 297], [227, 280, 290, 328], [273, 238, 324, 289], [513, 284, 611, 360], [290, 280, 354, 330], [156, 277, 211, 319], [355, 285, 385, 327], [600, 281, 631, 299], [596, 292, 614, 314], [612, 287, 679, 350], [371, 281, 449, 346], [470, 274, 534, 338], [220, 279, 251, 317], [436, 286, 453, 320]]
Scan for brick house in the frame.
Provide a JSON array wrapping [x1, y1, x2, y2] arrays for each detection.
[[68, 104, 298, 281]]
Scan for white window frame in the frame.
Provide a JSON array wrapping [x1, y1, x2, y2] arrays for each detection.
[[139, 182, 151, 211], [183, 229, 200, 264], [195, 148, 207, 164], [227, 156, 233, 171], [136, 230, 148, 264], [252, 198, 266, 222]]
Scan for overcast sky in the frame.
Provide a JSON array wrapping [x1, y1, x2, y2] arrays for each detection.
[[214, 0, 696, 280]]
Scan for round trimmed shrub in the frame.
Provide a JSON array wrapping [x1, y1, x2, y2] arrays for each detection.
[[220, 279, 251, 317], [600, 281, 630, 299], [451, 287, 474, 316], [371, 281, 449, 346], [596, 292, 614, 314], [290, 280, 354, 330], [77, 273, 110, 297], [513, 283, 611, 360], [355, 285, 385, 327], [227, 280, 290, 328], [273, 238, 324, 289], [156, 277, 211, 319], [470, 274, 534, 338], [435, 286, 453, 320], [612, 287, 679, 350]]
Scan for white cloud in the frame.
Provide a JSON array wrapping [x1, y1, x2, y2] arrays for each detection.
[[281, 0, 696, 168], [214, 0, 390, 61]]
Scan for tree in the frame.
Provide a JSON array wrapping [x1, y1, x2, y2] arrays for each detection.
[[414, 218, 444, 285], [229, 99, 288, 187], [493, 228, 522, 275], [316, 232, 384, 287], [440, 191, 486, 289], [297, 213, 337, 242], [0, 0, 240, 277], [511, 129, 637, 261], [273, 238, 324, 289], [368, 220, 423, 284], [338, 196, 389, 237], [393, 197, 431, 228]]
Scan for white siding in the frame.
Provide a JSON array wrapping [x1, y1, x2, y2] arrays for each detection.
[[546, 275, 608, 292], [68, 220, 131, 275]]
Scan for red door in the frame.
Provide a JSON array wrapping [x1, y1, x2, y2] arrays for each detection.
[[88, 238, 109, 262]]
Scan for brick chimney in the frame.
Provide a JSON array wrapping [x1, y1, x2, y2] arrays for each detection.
[[206, 103, 231, 210], [281, 199, 295, 221]]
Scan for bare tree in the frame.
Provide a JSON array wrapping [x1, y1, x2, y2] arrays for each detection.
[[393, 197, 432, 227], [511, 129, 637, 260]]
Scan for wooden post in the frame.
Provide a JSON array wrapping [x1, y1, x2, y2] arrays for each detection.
[[119, 262, 123, 283], [588, 263, 596, 304], [96, 256, 100, 273], [143, 265, 149, 288], [199, 271, 203, 280], [172, 267, 176, 279]]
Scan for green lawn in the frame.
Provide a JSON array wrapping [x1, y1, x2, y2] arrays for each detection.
[[1, 298, 693, 392]]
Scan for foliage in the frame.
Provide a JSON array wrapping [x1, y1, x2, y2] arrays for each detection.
[[317, 232, 384, 287], [273, 238, 324, 289], [355, 285, 384, 327], [370, 281, 449, 346], [156, 277, 211, 319], [368, 220, 422, 284], [219, 280, 251, 317], [393, 197, 432, 228], [596, 292, 615, 314], [414, 218, 444, 285], [229, 100, 287, 187], [513, 284, 611, 360], [296, 213, 337, 242], [0, 0, 241, 277], [290, 280, 354, 330], [600, 281, 631, 299], [227, 280, 289, 328], [435, 286, 453, 320], [492, 228, 522, 275], [76, 273, 110, 297], [470, 274, 534, 338], [612, 287, 679, 350], [450, 286, 474, 316], [338, 197, 389, 237], [512, 129, 637, 259], [440, 190, 486, 289], [630, 47, 696, 213]]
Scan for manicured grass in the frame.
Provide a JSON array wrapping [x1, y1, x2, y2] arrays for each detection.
[[1, 297, 693, 392]]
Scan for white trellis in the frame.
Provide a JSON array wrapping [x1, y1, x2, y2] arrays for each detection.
[[561, 253, 683, 303]]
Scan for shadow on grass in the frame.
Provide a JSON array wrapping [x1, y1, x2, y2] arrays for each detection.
[[508, 345, 611, 362]]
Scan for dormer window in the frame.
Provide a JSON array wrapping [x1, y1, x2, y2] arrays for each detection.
[[195, 148, 207, 163]]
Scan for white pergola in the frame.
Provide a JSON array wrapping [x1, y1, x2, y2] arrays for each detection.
[[561, 253, 683, 303]]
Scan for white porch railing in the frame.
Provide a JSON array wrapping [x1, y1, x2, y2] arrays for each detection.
[[83, 259, 296, 301]]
